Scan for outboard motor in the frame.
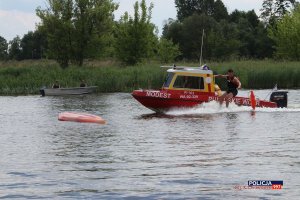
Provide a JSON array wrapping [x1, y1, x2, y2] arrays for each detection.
[[270, 91, 288, 108], [40, 86, 46, 97]]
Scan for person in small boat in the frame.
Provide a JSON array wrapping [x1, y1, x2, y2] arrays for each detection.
[[214, 69, 241, 107], [80, 79, 87, 87], [52, 81, 60, 89]]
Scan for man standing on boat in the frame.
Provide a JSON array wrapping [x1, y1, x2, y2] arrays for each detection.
[[215, 69, 241, 107]]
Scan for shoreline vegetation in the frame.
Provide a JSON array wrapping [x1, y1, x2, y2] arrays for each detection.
[[0, 60, 299, 95], [1, 1, 299, 96]]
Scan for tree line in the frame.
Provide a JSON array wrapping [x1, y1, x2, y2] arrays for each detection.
[[164, 0, 298, 61], [0, 0, 299, 68]]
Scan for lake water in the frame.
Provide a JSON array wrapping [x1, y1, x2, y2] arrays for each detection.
[[0, 90, 300, 199]]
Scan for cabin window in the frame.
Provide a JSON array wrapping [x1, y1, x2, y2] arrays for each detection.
[[163, 73, 174, 88], [173, 75, 204, 90]]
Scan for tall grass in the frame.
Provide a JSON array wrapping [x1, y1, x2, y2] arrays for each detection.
[[207, 60, 300, 89], [0, 60, 166, 95], [0, 60, 299, 95]]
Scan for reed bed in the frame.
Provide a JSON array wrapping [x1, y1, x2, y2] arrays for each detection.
[[0, 60, 299, 95], [208, 60, 300, 89]]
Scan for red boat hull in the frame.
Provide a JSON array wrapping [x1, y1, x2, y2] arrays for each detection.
[[132, 89, 277, 112]]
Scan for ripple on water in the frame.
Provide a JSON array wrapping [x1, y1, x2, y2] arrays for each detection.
[[0, 91, 299, 199]]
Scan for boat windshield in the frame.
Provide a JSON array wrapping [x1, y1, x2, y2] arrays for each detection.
[[163, 73, 174, 88], [173, 75, 204, 90]]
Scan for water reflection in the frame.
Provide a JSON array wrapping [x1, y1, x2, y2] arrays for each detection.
[[224, 113, 239, 135], [138, 112, 216, 121]]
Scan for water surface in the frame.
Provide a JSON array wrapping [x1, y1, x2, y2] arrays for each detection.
[[0, 90, 300, 199]]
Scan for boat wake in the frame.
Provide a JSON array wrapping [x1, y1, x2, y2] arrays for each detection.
[[165, 101, 300, 116]]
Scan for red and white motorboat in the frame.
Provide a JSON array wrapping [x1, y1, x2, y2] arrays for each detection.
[[132, 66, 288, 113]]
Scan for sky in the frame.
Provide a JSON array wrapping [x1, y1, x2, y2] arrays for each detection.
[[0, 0, 263, 41]]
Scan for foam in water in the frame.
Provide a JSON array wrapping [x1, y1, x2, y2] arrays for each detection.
[[165, 101, 300, 116]]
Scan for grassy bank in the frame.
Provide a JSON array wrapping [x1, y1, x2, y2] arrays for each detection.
[[0, 60, 299, 95], [0, 60, 166, 95]]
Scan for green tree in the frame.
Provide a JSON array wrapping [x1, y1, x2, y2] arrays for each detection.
[[115, 0, 158, 65], [260, 0, 296, 25], [0, 36, 8, 60], [229, 10, 271, 58], [157, 38, 181, 63], [269, 5, 300, 60], [162, 19, 183, 48], [36, 0, 118, 68], [275, 0, 296, 16], [8, 36, 22, 60], [236, 16, 256, 57], [163, 14, 241, 61], [20, 30, 47, 59], [209, 20, 240, 60], [213, 0, 229, 21], [254, 23, 274, 58], [180, 14, 218, 60], [175, 0, 228, 21], [260, 0, 276, 25]]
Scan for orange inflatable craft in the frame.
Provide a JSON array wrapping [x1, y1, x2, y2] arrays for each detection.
[[58, 112, 106, 124], [250, 90, 256, 110]]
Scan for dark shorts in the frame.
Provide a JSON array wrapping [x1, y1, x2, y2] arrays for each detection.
[[227, 89, 238, 97]]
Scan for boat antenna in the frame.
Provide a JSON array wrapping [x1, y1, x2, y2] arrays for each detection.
[[264, 84, 278, 100], [199, 29, 205, 67]]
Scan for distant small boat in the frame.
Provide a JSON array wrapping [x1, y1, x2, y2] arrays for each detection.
[[58, 112, 106, 124], [40, 86, 98, 96]]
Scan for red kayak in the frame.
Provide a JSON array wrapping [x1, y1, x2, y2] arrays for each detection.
[[58, 112, 106, 124]]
